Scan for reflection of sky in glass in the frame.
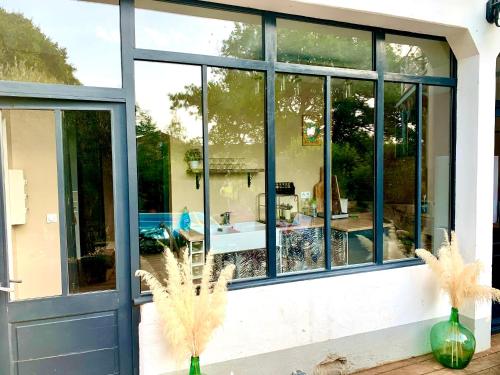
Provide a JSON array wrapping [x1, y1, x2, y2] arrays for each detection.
[[136, 10, 231, 55], [0, 0, 121, 87], [135, 61, 202, 140], [135, 3, 261, 59]]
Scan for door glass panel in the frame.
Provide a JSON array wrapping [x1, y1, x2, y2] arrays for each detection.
[[63, 110, 116, 293], [384, 82, 417, 260], [1, 109, 62, 300]]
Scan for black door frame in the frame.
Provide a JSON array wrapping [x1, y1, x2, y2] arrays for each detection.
[[0, 98, 133, 375]]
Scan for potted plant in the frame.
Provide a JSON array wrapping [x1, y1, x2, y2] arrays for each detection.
[[282, 203, 293, 221], [416, 232, 500, 369], [184, 148, 202, 170], [136, 249, 235, 375], [309, 198, 317, 217]]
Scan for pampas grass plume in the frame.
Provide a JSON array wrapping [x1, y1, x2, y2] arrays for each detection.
[[135, 249, 235, 361], [416, 231, 500, 309]]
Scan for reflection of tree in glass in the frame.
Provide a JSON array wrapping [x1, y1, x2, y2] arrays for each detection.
[[331, 80, 374, 206], [386, 44, 429, 76], [0, 8, 79, 84], [384, 84, 417, 205], [164, 24, 418, 210], [63, 111, 112, 256], [170, 68, 264, 145], [136, 107, 172, 213], [277, 23, 372, 70]]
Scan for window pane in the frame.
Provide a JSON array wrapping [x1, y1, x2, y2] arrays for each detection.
[[208, 68, 266, 280], [276, 73, 325, 274], [384, 82, 417, 260], [63, 111, 116, 293], [0, 0, 121, 87], [1, 109, 62, 300], [277, 18, 372, 70], [386, 34, 450, 77], [421, 86, 450, 252], [135, 61, 203, 291], [331, 79, 375, 266], [135, 0, 262, 60]]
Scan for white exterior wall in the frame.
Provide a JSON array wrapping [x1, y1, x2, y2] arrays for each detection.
[[140, 1, 500, 373]]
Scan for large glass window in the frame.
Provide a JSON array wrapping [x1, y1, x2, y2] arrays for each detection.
[[385, 34, 450, 77], [131, 2, 456, 287], [275, 73, 325, 274], [384, 82, 417, 261], [277, 18, 372, 70], [208, 68, 266, 280], [135, 61, 203, 290], [0, 0, 121, 87], [331, 79, 375, 266], [135, 0, 263, 60]]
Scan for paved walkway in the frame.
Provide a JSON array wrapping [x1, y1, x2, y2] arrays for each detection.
[[354, 335, 500, 374]]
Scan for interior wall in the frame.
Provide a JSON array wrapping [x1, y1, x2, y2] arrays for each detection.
[[4, 110, 62, 300], [276, 111, 324, 206], [425, 86, 450, 250]]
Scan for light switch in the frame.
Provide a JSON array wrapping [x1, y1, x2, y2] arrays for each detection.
[[46, 214, 58, 223]]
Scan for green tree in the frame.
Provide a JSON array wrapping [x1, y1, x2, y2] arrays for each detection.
[[136, 107, 172, 213], [0, 7, 79, 84]]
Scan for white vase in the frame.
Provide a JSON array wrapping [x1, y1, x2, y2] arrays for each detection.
[[284, 209, 291, 221], [189, 160, 201, 170]]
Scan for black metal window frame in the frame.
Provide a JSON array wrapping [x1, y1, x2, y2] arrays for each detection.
[[127, 0, 457, 298], [0, 0, 457, 301]]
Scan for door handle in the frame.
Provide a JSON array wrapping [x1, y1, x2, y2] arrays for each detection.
[[0, 279, 21, 293], [0, 285, 14, 293]]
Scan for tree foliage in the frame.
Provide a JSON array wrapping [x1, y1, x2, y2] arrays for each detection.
[[0, 7, 79, 84]]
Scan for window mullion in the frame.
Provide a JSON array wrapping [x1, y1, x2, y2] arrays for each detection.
[[202, 65, 211, 253], [374, 31, 385, 265], [55, 109, 69, 296], [324, 76, 332, 270], [415, 83, 423, 250], [264, 14, 277, 278]]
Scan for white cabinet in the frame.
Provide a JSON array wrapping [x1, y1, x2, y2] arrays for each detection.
[[8, 169, 27, 225]]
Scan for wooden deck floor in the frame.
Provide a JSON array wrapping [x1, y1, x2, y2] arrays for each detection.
[[354, 335, 500, 374]]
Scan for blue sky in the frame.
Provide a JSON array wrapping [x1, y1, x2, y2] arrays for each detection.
[[0, 0, 122, 87]]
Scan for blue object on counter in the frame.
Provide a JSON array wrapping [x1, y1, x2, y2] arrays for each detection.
[[180, 207, 191, 231]]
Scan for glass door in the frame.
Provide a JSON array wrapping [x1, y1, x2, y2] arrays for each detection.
[[0, 101, 132, 375]]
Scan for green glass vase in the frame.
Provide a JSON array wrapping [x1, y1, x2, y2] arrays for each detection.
[[189, 356, 201, 375], [430, 307, 476, 369]]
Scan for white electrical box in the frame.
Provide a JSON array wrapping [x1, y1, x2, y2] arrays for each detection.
[[8, 169, 27, 225]]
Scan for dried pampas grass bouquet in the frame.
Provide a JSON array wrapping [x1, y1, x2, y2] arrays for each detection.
[[416, 231, 500, 309], [135, 249, 235, 365], [416, 231, 500, 369]]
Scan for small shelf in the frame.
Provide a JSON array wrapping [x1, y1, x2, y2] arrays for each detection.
[[187, 168, 264, 189]]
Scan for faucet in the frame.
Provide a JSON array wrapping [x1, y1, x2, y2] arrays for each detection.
[[220, 212, 231, 225]]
